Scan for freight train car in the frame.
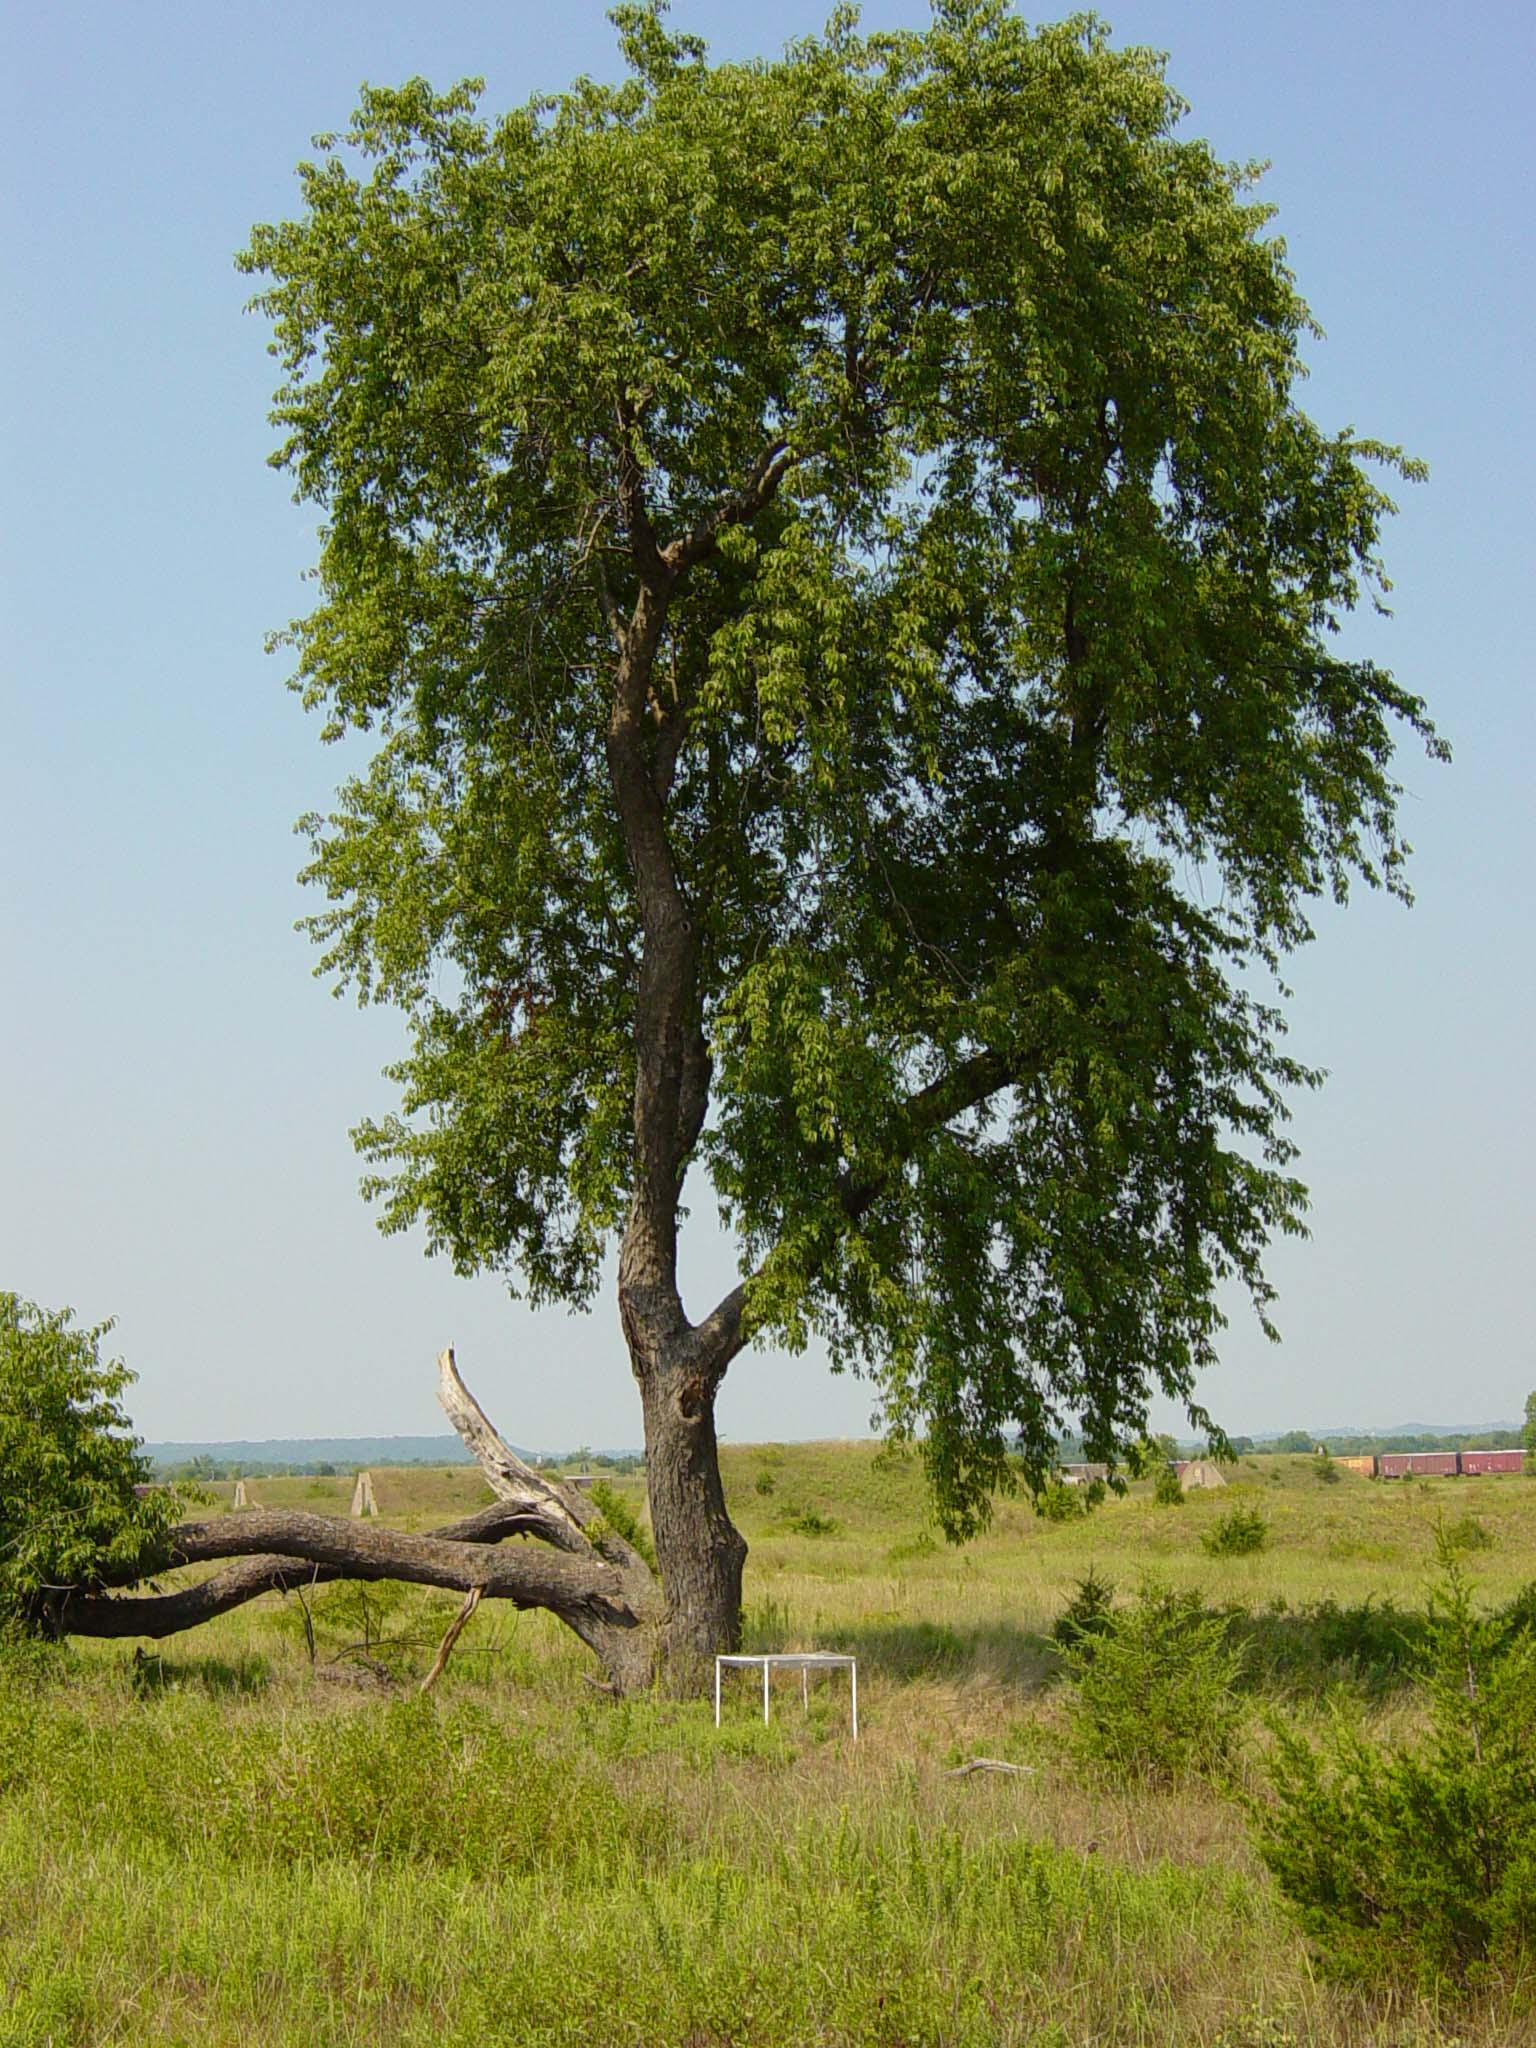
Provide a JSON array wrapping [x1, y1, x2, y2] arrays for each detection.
[[1331, 1455, 1379, 1477], [1378, 1451, 1460, 1479], [1459, 1449, 1525, 1476]]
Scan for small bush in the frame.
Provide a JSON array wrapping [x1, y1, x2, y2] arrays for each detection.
[[1202, 1503, 1269, 1557], [1253, 1532, 1536, 1986], [1034, 1479, 1086, 1522], [1152, 1463, 1185, 1507], [1312, 1455, 1340, 1486], [1234, 1596, 1429, 1701], [754, 1467, 777, 1496], [1066, 1582, 1246, 1783], [784, 1507, 837, 1537], [1443, 1512, 1494, 1554]]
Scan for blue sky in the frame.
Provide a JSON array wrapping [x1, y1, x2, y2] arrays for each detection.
[[3, 1, 1531, 1450]]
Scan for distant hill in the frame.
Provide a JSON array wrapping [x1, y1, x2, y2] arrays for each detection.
[[144, 1435, 485, 1472], [143, 1433, 646, 1475]]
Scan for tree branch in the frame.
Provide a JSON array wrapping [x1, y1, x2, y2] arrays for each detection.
[[690, 1048, 1019, 1377], [668, 439, 795, 573], [437, 1345, 652, 1580], [54, 1504, 643, 1650]]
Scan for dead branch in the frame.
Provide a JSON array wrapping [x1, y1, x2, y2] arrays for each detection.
[[419, 1584, 484, 1694]]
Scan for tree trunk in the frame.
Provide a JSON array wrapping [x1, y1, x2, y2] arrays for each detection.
[[640, 1348, 747, 1691]]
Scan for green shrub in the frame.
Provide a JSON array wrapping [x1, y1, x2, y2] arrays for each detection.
[[1050, 1568, 1116, 1660], [1253, 1534, 1536, 1985], [1312, 1454, 1340, 1486], [1443, 1512, 1494, 1554], [1234, 1596, 1429, 1701], [1066, 1582, 1246, 1783], [0, 1293, 187, 1629], [1034, 1478, 1087, 1522], [1152, 1462, 1185, 1507], [1202, 1503, 1269, 1556], [782, 1506, 838, 1537], [754, 1467, 777, 1496]]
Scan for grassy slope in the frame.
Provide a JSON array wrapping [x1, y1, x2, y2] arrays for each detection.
[[5, 1450, 1534, 2047]]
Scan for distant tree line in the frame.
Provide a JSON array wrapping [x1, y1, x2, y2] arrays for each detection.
[[1261, 1429, 1523, 1458]]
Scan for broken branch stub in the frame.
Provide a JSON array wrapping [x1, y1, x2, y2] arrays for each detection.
[[435, 1346, 654, 1581]]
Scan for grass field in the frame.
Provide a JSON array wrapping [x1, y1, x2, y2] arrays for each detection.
[[4, 1448, 1535, 2046]]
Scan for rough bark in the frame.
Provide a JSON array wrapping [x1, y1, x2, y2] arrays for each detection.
[[599, 420, 784, 1689]]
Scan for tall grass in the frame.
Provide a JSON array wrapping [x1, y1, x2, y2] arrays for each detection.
[[5, 1449, 1535, 2043]]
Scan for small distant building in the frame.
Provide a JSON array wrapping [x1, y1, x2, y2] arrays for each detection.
[[1174, 1459, 1228, 1491], [1061, 1463, 1110, 1485]]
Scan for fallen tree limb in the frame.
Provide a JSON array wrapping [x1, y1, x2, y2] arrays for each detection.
[[943, 1758, 1037, 1779], [47, 1352, 663, 1694]]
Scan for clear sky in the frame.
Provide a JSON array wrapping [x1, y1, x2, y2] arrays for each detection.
[[3, 1, 1532, 1452]]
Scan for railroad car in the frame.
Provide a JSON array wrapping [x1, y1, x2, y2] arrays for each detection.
[[1331, 1455, 1378, 1477], [1458, 1449, 1525, 1476], [1378, 1451, 1460, 1479]]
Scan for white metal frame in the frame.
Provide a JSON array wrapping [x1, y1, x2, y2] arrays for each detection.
[[713, 1652, 858, 1739]]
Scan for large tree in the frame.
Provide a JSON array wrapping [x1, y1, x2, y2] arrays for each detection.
[[54, 2, 1440, 1688]]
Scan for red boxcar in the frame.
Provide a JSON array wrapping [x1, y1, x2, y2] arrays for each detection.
[[1459, 1450, 1525, 1476], [1379, 1451, 1460, 1479]]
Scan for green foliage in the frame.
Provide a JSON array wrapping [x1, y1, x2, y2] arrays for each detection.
[[1271, 1433, 1315, 1455], [781, 1506, 838, 1538], [1065, 1582, 1246, 1783], [1034, 1477, 1088, 1522], [0, 1293, 185, 1628], [1202, 1503, 1270, 1556], [242, 4, 1440, 1541], [1443, 1512, 1494, 1554], [1152, 1462, 1186, 1507], [1051, 1567, 1117, 1659], [1234, 1596, 1429, 1702], [1311, 1453, 1340, 1485], [587, 1478, 657, 1570], [1255, 1534, 1536, 1985], [753, 1467, 777, 1496], [1523, 1390, 1536, 1459]]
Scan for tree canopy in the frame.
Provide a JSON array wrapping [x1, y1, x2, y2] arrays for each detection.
[[240, 0, 1440, 1543]]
